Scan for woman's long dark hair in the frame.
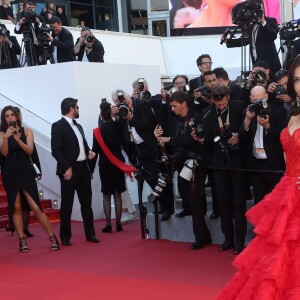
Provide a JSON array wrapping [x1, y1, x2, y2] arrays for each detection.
[[287, 55, 300, 116], [0, 106, 21, 132]]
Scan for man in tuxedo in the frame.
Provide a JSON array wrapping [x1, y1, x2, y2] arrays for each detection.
[[74, 27, 104, 62], [51, 97, 99, 245], [48, 16, 76, 63], [225, 0, 281, 74], [239, 85, 286, 204], [189, 54, 213, 94]]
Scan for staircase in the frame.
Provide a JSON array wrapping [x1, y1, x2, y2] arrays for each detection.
[[0, 176, 60, 230]]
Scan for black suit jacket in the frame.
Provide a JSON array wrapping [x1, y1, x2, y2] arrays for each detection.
[[204, 100, 246, 169], [238, 102, 286, 171], [0, 35, 21, 69], [51, 117, 90, 175], [75, 37, 104, 62], [227, 16, 281, 74], [189, 75, 204, 94], [51, 27, 76, 63]]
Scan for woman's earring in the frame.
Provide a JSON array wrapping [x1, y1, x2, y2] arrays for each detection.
[[297, 96, 300, 107]]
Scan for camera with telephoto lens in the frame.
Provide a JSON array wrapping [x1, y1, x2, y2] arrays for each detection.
[[274, 85, 287, 95], [39, 26, 53, 43], [221, 128, 239, 151], [22, 9, 37, 25], [116, 90, 129, 118], [231, 0, 263, 27], [85, 35, 94, 43], [252, 70, 267, 83], [148, 173, 168, 203], [248, 98, 268, 118]]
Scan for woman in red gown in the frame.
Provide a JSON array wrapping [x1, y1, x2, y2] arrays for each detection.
[[217, 55, 300, 299]]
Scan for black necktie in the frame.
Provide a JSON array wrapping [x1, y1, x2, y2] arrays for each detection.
[[72, 119, 84, 137], [72, 119, 77, 125]]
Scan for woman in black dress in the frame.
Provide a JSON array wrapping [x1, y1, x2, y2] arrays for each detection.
[[0, 106, 59, 252], [91, 101, 127, 233]]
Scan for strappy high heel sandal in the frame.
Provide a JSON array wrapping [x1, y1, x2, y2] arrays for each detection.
[[50, 234, 60, 251], [19, 237, 29, 253]]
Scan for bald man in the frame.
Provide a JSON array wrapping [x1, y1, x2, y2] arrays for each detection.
[[239, 85, 287, 204]]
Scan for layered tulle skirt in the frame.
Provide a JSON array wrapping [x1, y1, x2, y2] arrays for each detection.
[[217, 175, 300, 300]]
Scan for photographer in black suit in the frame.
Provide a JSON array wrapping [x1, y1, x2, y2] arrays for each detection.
[[224, 0, 281, 74], [51, 97, 99, 246], [47, 16, 76, 63], [0, 24, 21, 69], [203, 84, 247, 254], [74, 27, 104, 63], [156, 90, 211, 250], [239, 85, 286, 204]]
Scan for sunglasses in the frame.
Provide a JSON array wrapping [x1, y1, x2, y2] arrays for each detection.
[[212, 93, 226, 100]]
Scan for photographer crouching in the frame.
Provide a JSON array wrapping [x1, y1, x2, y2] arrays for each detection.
[[74, 27, 105, 63], [155, 90, 211, 250]]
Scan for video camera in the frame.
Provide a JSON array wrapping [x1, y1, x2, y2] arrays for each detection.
[[231, 0, 263, 27], [248, 98, 268, 118], [279, 19, 300, 41], [116, 90, 130, 118]]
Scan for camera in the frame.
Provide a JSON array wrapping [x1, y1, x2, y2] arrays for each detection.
[[279, 19, 300, 41], [148, 174, 168, 203], [9, 121, 17, 134], [85, 35, 94, 43], [116, 90, 129, 118], [194, 124, 205, 139], [248, 98, 268, 118], [140, 90, 152, 101], [196, 85, 212, 99], [0, 28, 9, 36], [274, 85, 287, 95], [214, 136, 227, 152], [252, 70, 267, 83], [23, 9, 37, 24], [138, 78, 145, 91], [231, 0, 263, 27]]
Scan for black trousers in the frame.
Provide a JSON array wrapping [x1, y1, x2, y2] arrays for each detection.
[[191, 168, 211, 242], [213, 169, 247, 245], [59, 161, 95, 242]]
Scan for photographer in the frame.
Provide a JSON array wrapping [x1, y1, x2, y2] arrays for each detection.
[[0, 24, 21, 69], [111, 88, 174, 221], [14, 2, 45, 66], [239, 85, 286, 205], [40, 1, 56, 24], [156, 90, 211, 250], [48, 16, 76, 63], [189, 54, 213, 94], [224, 0, 281, 74], [74, 27, 104, 63], [267, 69, 292, 117], [201, 84, 247, 254]]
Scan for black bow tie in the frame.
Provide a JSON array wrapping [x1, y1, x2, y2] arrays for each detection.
[[72, 119, 77, 125]]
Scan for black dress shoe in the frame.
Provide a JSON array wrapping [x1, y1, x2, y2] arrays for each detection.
[[219, 240, 234, 251], [210, 212, 219, 219], [61, 241, 72, 246], [175, 210, 191, 218], [161, 211, 172, 221], [86, 236, 100, 243], [116, 224, 123, 232], [102, 225, 112, 233], [191, 236, 212, 250], [233, 244, 245, 254]]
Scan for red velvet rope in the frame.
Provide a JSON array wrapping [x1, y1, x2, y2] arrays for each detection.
[[93, 127, 136, 179]]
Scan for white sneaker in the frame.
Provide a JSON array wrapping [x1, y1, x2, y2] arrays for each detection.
[[121, 212, 138, 224]]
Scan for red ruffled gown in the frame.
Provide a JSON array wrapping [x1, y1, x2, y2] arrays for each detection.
[[217, 128, 300, 300]]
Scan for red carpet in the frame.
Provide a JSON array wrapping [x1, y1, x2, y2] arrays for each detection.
[[0, 220, 235, 300]]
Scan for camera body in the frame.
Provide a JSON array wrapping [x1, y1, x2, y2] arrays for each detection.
[[116, 90, 129, 117], [196, 85, 212, 100], [0, 28, 9, 37], [39, 26, 53, 44], [194, 123, 205, 139], [248, 98, 268, 118], [84, 35, 94, 43], [232, 0, 263, 26], [274, 85, 287, 95]]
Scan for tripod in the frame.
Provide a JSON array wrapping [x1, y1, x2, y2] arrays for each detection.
[[0, 41, 12, 69], [19, 30, 37, 67], [279, 39, 295, 71]]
